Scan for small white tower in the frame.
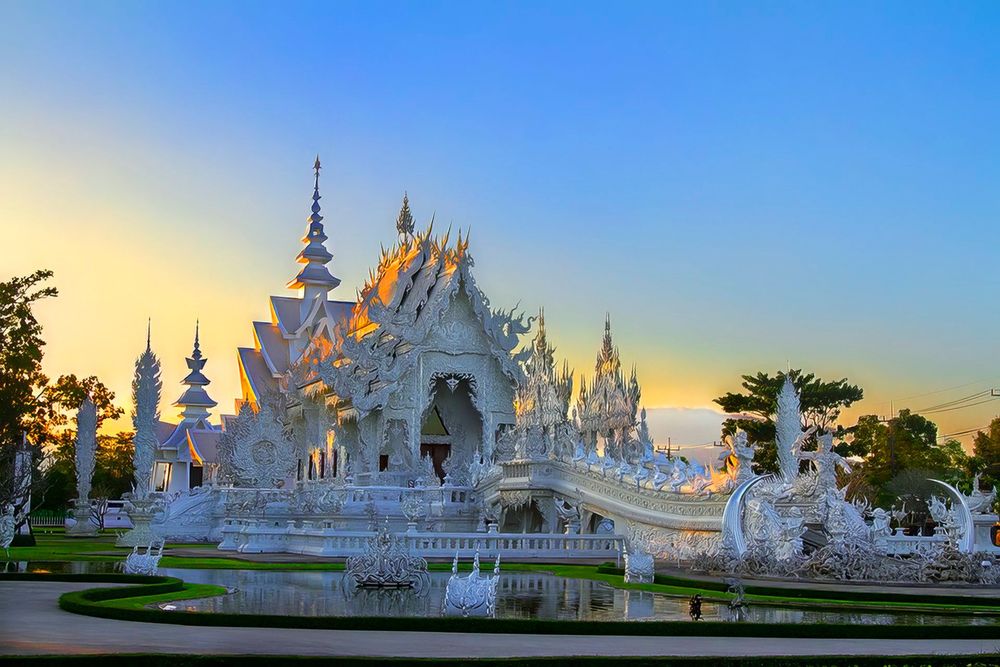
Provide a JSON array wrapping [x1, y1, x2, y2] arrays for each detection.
[[287, 156, 341, 311], [174, 321, 217, 427]]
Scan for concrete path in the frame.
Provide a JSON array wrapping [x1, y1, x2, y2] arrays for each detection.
[[1, 582, 998, 658]]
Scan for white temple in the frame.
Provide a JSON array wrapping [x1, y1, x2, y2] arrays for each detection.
[[138, 158, 998, 575]]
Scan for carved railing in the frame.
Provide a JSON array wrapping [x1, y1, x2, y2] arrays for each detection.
[[225, 518, 623, 560], [485, 459, 730, 532]]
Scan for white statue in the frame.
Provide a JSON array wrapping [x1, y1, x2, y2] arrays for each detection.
[[122, 539, 164, 576], [75, 397, 97, 503], [553, 496, 581, 534], [1, 507, 16, 559], [624, 546, 655, 583], [965, 474, 997, 514], [68, 398, 98, 536], [869, 507, 892, 546], [723, 430, 756, 485], [797, 432, 850, 506], [444, 550, 501, 617]]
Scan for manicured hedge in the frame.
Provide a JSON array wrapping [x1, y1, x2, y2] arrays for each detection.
[[2, 654, 998, 667], [595, 564, 1000, 608]]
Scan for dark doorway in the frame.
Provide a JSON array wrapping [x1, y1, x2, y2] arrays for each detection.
[[420, 405, 450, 481]]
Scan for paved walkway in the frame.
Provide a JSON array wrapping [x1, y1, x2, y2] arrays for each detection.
[[2, 582, 998, 658]]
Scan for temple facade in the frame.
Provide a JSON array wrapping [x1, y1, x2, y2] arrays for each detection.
[[135, 158, 997, 566]]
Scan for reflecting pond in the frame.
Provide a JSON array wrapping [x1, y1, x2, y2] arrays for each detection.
[[158, 568, 997, 625], [10, 561, 997, 625]]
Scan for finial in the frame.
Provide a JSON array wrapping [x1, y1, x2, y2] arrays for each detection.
[[396, 192, 415, 237], [192, 320, 202, 359], [145, 318, 151, 352]]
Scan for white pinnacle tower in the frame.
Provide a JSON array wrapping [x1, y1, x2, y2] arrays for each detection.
[[287, 156, 340, 307], [775, 375, 802, 483], [132, 321, 162, 499]]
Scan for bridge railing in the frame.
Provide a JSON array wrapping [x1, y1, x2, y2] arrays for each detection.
[[222, 518, 623, 562]]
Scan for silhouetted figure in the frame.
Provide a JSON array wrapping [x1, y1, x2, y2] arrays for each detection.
[[688, 593, 703, 620]]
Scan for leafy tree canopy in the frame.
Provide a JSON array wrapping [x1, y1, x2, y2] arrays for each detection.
[[971, 416, 1000, 490], [715, 369, 864, 474], [0, 270, 57, 449], [849, 409, 971, 505]]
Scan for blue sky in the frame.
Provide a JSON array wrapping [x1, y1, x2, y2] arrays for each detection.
[[2, 2, 998, 457]]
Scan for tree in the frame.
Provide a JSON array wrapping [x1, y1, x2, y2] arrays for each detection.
[[0, 270, 130, 530], [714, 369, 864, 474], [0, 270, 57, 449], [971, 416, 1000, 490], [0, 271, 58, 534], [849, 409, 969, 506]]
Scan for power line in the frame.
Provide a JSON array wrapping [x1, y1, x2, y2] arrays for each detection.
[[897, 376, 1000, 402], [937, 425, 990, 440], [914, 390, 990, 413], [921, 397, 1000, 416]]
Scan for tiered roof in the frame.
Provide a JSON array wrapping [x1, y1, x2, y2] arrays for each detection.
[[576, 315, 641, 434]]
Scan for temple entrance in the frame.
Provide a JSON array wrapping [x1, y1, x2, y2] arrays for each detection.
[[420, 406, 450, 480], [420, 376, 483, 483]]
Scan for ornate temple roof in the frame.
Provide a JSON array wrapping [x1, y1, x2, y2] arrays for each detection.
[[576, 315, 641, 433], [515, 310, 573, 428], [236, 159, 353, 406], [186, 428, 221, 465], [311, 196, 530, 418], [235, 169, 530, 419]]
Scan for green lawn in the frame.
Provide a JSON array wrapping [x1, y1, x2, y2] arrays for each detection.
[[95, 583, 230, 611]]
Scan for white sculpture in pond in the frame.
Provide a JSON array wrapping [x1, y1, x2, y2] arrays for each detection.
[[123, 539, 165, 576], [344, 519, 429, 588], [444, 550, 501, 617], [624, 548, 655, 583]]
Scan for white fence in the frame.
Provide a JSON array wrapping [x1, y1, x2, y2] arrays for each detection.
[[220, 518, 623, 562]]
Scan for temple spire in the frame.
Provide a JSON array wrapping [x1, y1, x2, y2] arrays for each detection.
[[396, 192, 415, 238], [288, 155, 341, 297], [597, 313, 620, 374], [174, 321, 217, 422]]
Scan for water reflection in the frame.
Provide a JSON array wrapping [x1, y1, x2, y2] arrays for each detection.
[[5, 560, 119, 574], [12, 561, 995, 625], [156, 568, 996, 625]]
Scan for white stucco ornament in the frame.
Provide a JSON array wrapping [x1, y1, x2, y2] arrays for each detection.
[[218, 399, 295, 487]]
